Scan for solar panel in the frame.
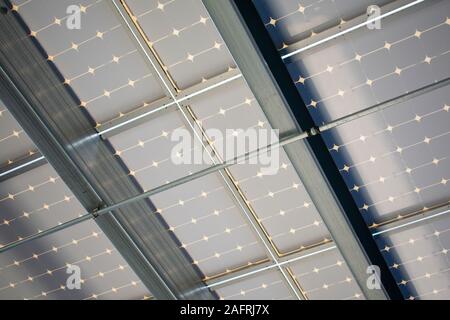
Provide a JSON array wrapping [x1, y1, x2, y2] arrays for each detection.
[[150, 173, 269, 278], [1, 0, 448, 301], [187, 77, 331, 254], [107, 109, 269, 278], [253, 0, 450, 300], [0, 219, 149, 300], [0, 164, 84, 246], [323, 85, 450, 224], [375, 213, 450, 299], [255, 0, 392, 51], [280, 0, 450, 124]]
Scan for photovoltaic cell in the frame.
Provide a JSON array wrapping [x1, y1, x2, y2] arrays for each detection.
[[0, 219, 150, 300], [375, 213, 450, 299], [0, 164, 84, 246]]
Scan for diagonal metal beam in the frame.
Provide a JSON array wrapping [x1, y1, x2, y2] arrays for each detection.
[[1, 75, 448, 254], [0, 2, 214, 300], [202, 0, 403, 300], [0, 152, 46, 182], [0, 0, 442, 300]]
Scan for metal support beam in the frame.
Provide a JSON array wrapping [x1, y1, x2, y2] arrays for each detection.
[[202, 0, 404, 300], [1, 0, 443, 301], [0, 4, 214, 300], [1, 75, 448, 254], [0, 152, 46, 182]]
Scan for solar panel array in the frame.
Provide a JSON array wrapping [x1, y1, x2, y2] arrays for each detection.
[[0, 0, 448, 299], [254, 0, 450, 299]]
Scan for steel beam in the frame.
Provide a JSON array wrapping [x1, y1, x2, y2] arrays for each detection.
[[0, 152, 46, 182], [202, 0, 403, 300], [1, 76, 448, 254], [0, 3, 214, 300]]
